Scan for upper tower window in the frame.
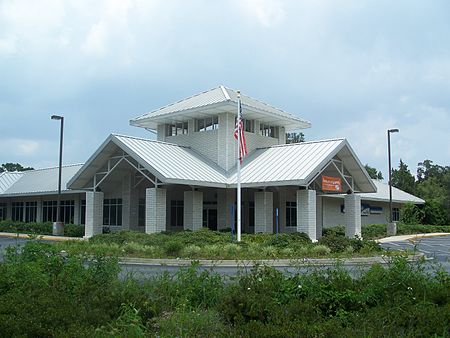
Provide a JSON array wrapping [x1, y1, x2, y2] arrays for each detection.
[[165, 122, 188, 137], [260, 124, 278, 138], [244, 119, 254, 133], [196, 116, 218, 132]]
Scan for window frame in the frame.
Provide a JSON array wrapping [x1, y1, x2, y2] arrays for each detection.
[[286, 201, 297, 227]]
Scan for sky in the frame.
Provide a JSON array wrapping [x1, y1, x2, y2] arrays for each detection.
[[1, 0, 449, 178]]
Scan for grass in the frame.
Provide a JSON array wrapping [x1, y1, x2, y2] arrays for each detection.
[[55, 228, 384, 260]]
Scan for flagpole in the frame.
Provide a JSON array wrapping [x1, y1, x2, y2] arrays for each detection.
[[236, 91, 242, 242]]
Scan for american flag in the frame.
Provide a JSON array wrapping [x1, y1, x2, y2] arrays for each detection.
[[234, 100, 248, 163]]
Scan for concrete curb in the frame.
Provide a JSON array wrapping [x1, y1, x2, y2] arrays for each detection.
[[377, 233, 450, 243], [0, 232, 84, 241], [119, 253, 426, 268]]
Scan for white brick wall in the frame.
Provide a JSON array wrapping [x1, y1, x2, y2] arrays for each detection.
[[167, 130, 219, 165], [296, 190, 317, 241], [255, 191, 273, 233], [183, 190, 203, 231], [85, 191, 104, 238], [345, 194, 362, 238], [145, 187, 167, 233]]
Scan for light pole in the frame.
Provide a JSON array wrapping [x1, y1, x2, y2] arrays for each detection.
[[51, 115, 64, 236], [387, 128, 399, 236]]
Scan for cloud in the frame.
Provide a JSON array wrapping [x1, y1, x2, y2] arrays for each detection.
[[0, 138, 41, 156], [236, 0, 285, 27]]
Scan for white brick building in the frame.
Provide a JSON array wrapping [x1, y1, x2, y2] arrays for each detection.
[[0, 86, 424, 239]]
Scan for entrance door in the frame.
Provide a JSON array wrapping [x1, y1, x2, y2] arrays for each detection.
[[203, 208, 218, 230]]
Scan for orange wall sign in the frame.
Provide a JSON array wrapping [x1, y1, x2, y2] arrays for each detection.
[[322, 175, 342, 192]]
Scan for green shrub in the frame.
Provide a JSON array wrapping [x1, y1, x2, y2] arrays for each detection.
[[0, 220, 84, 237], [310, 244, 331, 256], [400, 202, 424, 224]]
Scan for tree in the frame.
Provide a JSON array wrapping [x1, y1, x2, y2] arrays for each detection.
[[286, 132, 305, 144], [364, 164, 383, 180], [416, 159, 450, 224], [0, 163, 34, 173], [391, 159, 416, 195]]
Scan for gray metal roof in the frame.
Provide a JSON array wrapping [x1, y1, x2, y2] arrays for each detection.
[[115, 134, 228, 186], [0, 164, 84, 197], [68, 134, 376, 193], [68, 134, 228, 189], [0, 172, 24, 193], [130, 86, 311, 131], [362, 180, 425, 204], [227, 139, 376, 192]]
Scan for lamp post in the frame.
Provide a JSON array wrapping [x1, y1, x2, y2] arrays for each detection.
[[51, 115, 64, 236], [387, 128, 399, 236]]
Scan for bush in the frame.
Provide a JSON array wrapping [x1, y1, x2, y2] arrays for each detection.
[[0, 220, 84, 237], [400, 202, 424, 225]]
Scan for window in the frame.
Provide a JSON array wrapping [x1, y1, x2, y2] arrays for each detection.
[[260, 124, 278, 138], [393, 207, 400, 222], [170, 200, 184, 227], [286, 201, 297, 227], [42, 201, 57, 222], [25, 202, 37, 223], [195, 116, 218, 132], [103, 199, 122, 226], [0, 203, 7, 221], [165, 122, 188, 137], [11, 202, 24, 222], [138, 198, 145, 227], [244, 119, 254, 133], [60, 200, 75, 224], [80, 200, 86, 225]]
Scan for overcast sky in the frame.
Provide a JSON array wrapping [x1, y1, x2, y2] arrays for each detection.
[[1, 0, 449, 178]]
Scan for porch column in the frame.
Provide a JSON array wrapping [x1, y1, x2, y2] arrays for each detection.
[[297, 189, 317, 242], [121, 175, 131, 231], [345, 193, 362, 238], [217, 189, 234, 230], [73, 196, 80, 225], [184, 190, 203, 231], [316, 194, 323, 240], [145, 187, 167, 233], [255, 191, 273, 233], [36, 199, 43, 223], [85, 191, 104, 238]]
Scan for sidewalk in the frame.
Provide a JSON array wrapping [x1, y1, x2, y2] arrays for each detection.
[[0, 232, 84, 241], [377, 232, 450, 243], [118, 254, 425, 267]]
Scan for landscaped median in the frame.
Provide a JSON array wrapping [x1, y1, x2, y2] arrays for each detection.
[[53, 228, 386, 261]]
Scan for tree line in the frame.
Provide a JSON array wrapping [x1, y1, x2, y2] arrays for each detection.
[[365, 160, 450, 225]]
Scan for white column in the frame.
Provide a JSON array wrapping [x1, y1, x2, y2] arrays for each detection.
[[345, 194, 362, 238], [36, 199, 43, 223], [145, 187, 167, 233], [278, 188, 287, 232], [183, 190, 203, 231], [121, 175, 131, 231], [255, 191, 273, 233], [85, 191, 104, 238], [297, 189, 317, 242], [315, 194, 323, 240], [73, 195, 80, 225]]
